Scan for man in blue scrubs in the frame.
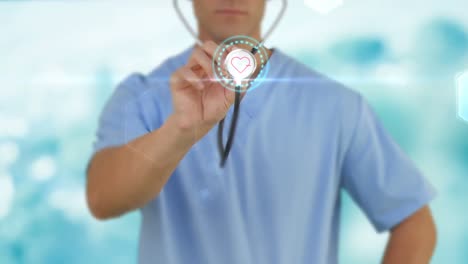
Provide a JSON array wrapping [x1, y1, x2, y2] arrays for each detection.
[[86, 1, 437, 263]]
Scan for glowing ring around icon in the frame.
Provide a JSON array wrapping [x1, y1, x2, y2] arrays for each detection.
[[212, 35, 270, 92]]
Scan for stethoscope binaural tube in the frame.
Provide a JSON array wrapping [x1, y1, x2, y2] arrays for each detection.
[[173, 0, 287, 167]]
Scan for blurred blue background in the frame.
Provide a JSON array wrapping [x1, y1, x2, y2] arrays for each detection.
[[1, 0, 467, 263]]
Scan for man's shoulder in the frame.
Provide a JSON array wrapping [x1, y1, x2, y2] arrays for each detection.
[[274, 49, 362, 108]]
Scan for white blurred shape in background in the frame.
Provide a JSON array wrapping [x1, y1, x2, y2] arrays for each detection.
[[30, 155, 57, 182], [304, 0, 343, 14], [456, 69, 468, 122], [0, 173, 15, 219]]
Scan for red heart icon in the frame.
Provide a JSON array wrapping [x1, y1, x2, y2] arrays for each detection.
[[231, 56, 251, 73]]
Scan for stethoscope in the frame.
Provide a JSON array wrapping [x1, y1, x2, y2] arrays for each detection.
[[173, 0, 287, 167]]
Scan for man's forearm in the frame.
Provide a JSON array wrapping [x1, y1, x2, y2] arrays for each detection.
[[86, 114, 198, 220], [382, 206, 436, 264]]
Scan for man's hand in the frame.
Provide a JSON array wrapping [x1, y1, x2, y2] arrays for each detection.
[[170, 41, 240, 142], [382, 206, 437, 263]]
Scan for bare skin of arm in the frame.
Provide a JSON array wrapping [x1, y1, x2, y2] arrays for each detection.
[[382, 206, 437, 264], [86, 114, 198, 220]]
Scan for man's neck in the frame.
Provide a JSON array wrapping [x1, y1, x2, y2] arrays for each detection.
[[196, 32, 273, 59], [197, 27, 261, 44]]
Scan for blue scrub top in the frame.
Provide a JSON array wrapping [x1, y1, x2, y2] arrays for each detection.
[[92, 46, 436, 264]]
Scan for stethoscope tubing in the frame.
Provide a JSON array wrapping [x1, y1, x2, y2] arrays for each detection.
[[217, 88, 241, 167]]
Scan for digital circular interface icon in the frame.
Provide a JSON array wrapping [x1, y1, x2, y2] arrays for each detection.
[[212, 35, 270, 93], [225, 48, 256, 85]]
